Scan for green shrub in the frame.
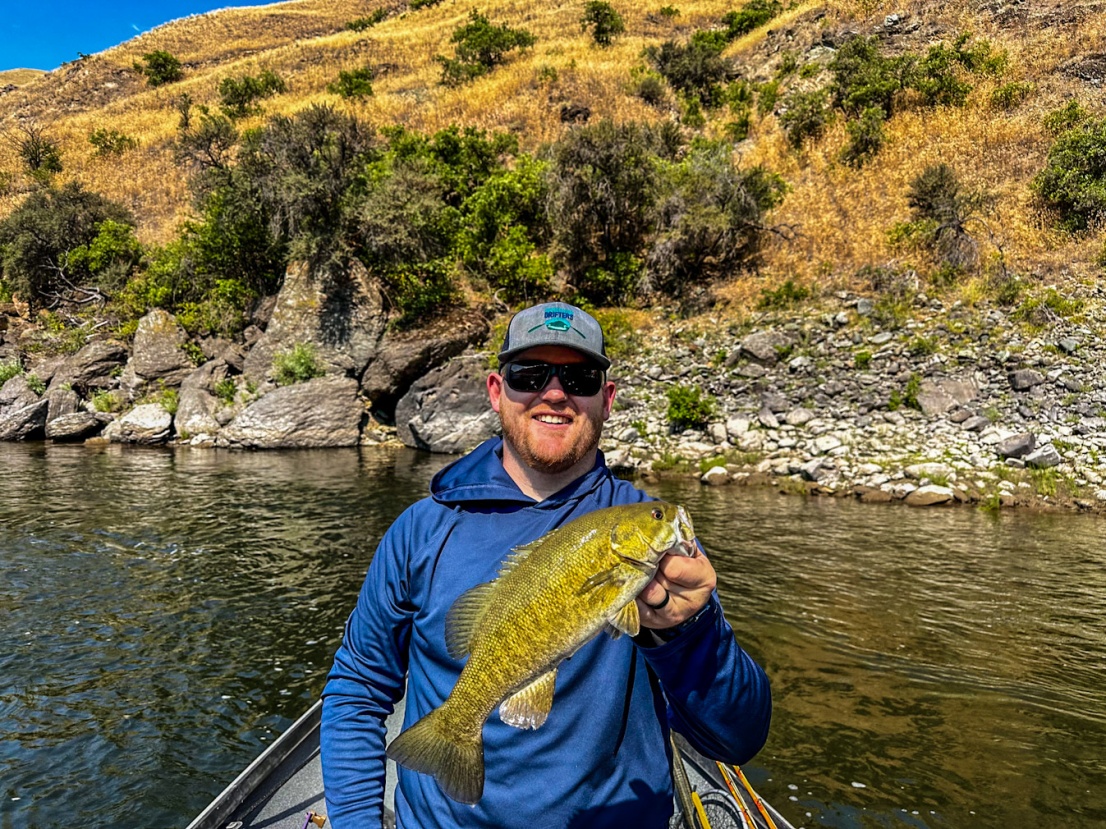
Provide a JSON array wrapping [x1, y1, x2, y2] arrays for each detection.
[[88, 128, 138, 156], [756, 80, 779, 116], [410, 0, 444, 8], [328, 66, 375, 99], [666, 384, 716, 431], [545, 119, 681, 303], [457, 155, 552, 302], [829, 35, 911, 119], [91, 390, 124, 413], [630, 67, 668, 106], [722, 0, 781, 38], [214, 378, 238, 404], [909, 41, 974, 107], [436, 11, 536, 86], [906, 163, 988, 270], [381, 260, 459, 328], [643, 37, 733, 106], [779, 88, 831, 148], [272, 343, 325, 386], [581, 1, 625, 47], [0, 183, 134, 312], [839, 106, 886, 166], [854, 349, 872, 369], [1043, 100, 1090, 136], [0, 360, 22, 384], [346, 10, 388, 30], [1031, 117, 1106, 231], [218, 69, 286, 119], [647, 141, 786, 295], [658, 5, 680, 17], [990, 81, 1032, 110], [134, 51, 183, 87], [758, 279, 810, 310]]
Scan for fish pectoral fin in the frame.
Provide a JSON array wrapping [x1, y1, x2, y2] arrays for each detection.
[[606, 601, 640, 639], [577, 565, 621, 595], [498, 669, 557, 730], [444, 580, 497, 659]]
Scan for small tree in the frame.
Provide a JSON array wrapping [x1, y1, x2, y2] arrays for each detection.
[[436, 11, 536, 86], [1031, 117, 1106, 232], [218, 69, 287, 119], [8, 123, 63, 180], [581, 1, 625, 47], [328, 67, 375, 99], [134, 50, 183, 87], [906, 163, 989, 271]]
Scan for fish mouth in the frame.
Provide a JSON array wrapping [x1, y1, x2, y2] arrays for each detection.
[[671, 505, 697, 557]]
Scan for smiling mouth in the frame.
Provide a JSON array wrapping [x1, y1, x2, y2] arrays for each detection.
[[534, 413, 572, 425]]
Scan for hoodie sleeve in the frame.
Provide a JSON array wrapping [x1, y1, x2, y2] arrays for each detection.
[[639, 592, 772, 765], [320, 511, 416, 829]]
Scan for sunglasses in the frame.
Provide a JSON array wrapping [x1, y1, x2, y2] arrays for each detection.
[[501, 360, 606, 397]]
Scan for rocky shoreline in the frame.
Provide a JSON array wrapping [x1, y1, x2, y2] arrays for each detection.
[[3, 260, 1106, 515]]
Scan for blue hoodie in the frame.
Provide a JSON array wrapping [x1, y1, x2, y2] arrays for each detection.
[[321, 438, 771, 828]]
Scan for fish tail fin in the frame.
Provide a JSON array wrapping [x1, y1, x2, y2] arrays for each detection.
[[386, 707, 484, 805]]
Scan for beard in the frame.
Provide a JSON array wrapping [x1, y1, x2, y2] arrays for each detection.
[[498, 409, 604, 475]]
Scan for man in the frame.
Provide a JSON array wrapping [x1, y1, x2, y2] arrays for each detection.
[[321, 301, 771, 828]]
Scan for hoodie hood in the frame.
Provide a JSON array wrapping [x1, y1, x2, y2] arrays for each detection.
[[430, 437, 610, 508]]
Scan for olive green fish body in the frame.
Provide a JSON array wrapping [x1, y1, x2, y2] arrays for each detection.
[[386, 501, 696, 804]]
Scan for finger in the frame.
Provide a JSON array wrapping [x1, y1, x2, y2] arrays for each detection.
[[638, 579, 669, 608], [655, 552, 716, 591]]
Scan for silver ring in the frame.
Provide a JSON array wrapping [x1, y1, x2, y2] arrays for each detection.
[[646, 590, 670, 611]]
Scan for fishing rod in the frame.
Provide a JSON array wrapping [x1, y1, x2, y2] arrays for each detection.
[[715, 762, 757, 829], [731, 765, 780, 829]]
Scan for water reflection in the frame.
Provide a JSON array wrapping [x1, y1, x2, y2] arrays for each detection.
[[1, 445, 1104, 829]]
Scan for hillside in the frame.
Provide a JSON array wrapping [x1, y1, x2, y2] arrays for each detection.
[[1, 0, 1103, 310]]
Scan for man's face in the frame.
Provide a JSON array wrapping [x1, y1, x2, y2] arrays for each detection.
[[488, 345, 615, 476]]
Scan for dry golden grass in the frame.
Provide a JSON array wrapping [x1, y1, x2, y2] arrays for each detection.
[[0, 69, 46, 86], [0, 0, 1103, 307]]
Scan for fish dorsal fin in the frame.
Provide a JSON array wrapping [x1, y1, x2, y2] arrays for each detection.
[[496, 529, 554, 579], [498, 668, 558, 730], [444, 581, 497, 659], [606, 600, 640, 639]]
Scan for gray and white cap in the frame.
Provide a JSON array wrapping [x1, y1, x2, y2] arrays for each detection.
[[498, 302, 610, 369]]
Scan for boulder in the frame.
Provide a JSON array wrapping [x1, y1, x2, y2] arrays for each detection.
[[1025, 444, 1062, 469], [45, 387, 81, 421], [1, 374, 39, 413], [996, 432, 1035, 459], [218, 376, 362, 449], [361, 311, 489, 416], [905, 485, 954, 506], [915, 377, 979, 416], [174, 362, 231, 442], [50, 341, 128, 391], [46, 412, 108, 442], [394, 354, 500, 453], [103, 403, 173, 444], [1008, 369, 1045, 392], [0, 399, 48, 441], [131, 309, 194, 386], [739, 330, 794, 365], [243, 260, 387, 383]]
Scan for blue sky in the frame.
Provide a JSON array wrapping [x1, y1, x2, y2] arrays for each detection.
[[1, 1, 270, 72]]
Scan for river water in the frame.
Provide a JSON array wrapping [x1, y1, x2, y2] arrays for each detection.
[[0, 443, 1103, 829]]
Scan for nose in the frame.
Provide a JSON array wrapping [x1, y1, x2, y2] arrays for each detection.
[[541, 375, 568, 402]]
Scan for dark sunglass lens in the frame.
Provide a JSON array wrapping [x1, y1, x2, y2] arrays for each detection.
[[559, 365, 603, 396], [505, 363, 552, 392]]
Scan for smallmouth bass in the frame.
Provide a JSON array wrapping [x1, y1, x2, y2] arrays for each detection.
[[386, 501, 697, 804]]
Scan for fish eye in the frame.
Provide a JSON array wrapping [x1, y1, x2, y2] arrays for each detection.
[[651, 508, 663, 520]]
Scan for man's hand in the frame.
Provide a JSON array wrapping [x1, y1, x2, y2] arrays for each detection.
[[636, 545, 716, 630]]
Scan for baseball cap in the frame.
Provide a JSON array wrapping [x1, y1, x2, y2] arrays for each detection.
[[498, 302, 610, 369]]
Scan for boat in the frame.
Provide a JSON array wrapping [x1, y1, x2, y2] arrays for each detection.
[[186, 698, 796, 829]]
